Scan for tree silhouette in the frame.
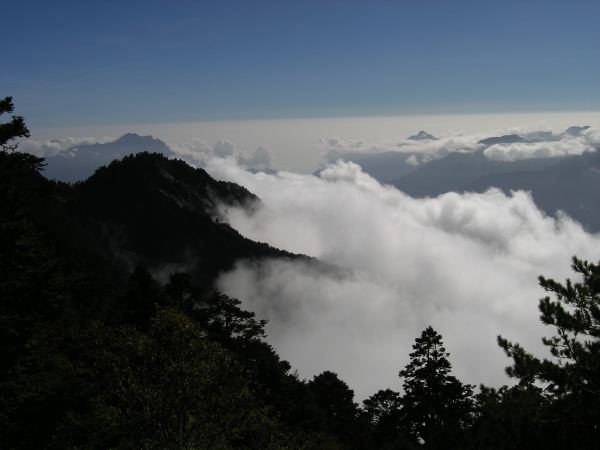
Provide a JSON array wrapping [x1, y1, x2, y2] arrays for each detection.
[[498, 256, 600, 447], [308, 371, 364, 444], [363, 388, 402, 426], [399, 326, 473, 448], [363, 389, 416, 449], [0, 96, 30, 151], [469, 383, 552, 449]]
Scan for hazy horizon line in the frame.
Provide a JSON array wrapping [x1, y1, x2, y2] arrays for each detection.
[[30, 108, 600, 132]]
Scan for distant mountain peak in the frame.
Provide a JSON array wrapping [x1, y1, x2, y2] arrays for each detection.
[[44, 132, 175, 182], [563, 125, 591, 136], [477, 134, 527, 146], [407, 130, 437, 141], [114, 132, 160, 144]]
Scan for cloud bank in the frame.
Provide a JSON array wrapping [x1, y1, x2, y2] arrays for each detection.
[[16, 136, 112, 157], [205, 157, 600, 400], [484, 128, 600, 161], [170, 139, 275, 171], [321, 126, 600, 166]]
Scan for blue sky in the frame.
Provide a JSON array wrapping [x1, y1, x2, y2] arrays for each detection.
[[4, 0, 600, 128]]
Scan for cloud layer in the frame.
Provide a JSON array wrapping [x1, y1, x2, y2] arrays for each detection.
[[170, 139, 275, 170], [484, 128, 600, 161], [206, 157, 600, 400], [16, 136, 112, 157], [321, 126, 600, 166]]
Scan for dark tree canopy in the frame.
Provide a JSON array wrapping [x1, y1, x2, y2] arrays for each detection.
[[308, 371, 360, 437], [399, 326, 473, 448], [499, 257, 600, 392], [362, 389, 402, 425], [0, 96, 30, 151], [498, 256, 600, 447], [362, 389, 416, 449]]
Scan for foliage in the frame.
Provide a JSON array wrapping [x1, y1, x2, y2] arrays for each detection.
[[308, 371, 361, 443], [0, 96, 30, 151], [76, 308, 292, 449], [363, 389, 402, 426], [468, 384, 551, 449], [498, 256, 600, 448], [362, 389, 415, 449], [398, 326, 474, 448]]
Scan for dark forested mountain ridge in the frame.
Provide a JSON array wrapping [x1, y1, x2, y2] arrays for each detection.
[[72, 152, 296, 288], [1, 150, 299, 325], [1, 149, 336, 449]]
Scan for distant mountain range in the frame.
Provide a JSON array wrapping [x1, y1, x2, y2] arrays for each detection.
[[477, 134, 527, 146], [43, 133, 175, 182], [390, 149, 600, 230], [564, 125, 591, 136], [325, 126, 600, 231], [391, 150, 560, 197], [39, 127, 600, 231], [477, 126, 591, 146], [36, 152, 299, 292], [459, 151, 600, 232]]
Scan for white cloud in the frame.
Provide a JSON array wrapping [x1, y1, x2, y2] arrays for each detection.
[[321, 126, 600, 166], [398, 134, 483, 158], [484, 135, 596, 161], [168, 139, 214, 164], [320, 136, 366, 150], [16, 136, 111, 157], [406, 154, 419, 166], [238, 145, 274, 170], [213, 140, 235, 158], [319, 133, 487, 162], [171, 139, 276, 171], [206, 157, 600, 400]]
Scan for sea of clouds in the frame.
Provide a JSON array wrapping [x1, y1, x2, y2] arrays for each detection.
[[18, 135, 277, 171], [21, 124, 600, 400], [202, 155, 600, 400], [169, 139, 275, 171], [321, 126, 600, 166]]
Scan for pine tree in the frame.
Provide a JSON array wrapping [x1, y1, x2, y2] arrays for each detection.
[[363, 389, 402, 426], [498, 256, 600, 447], [0, 96, 30, 151], [399, 326, 473, 448], [363, 389, 417, 449]]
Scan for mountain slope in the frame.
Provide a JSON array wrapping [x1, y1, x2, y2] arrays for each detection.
[[0, 150, 357, 449], [391, 150, 559, 197], [73, 152, 297, 288], [462, 150, 600, 231]]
